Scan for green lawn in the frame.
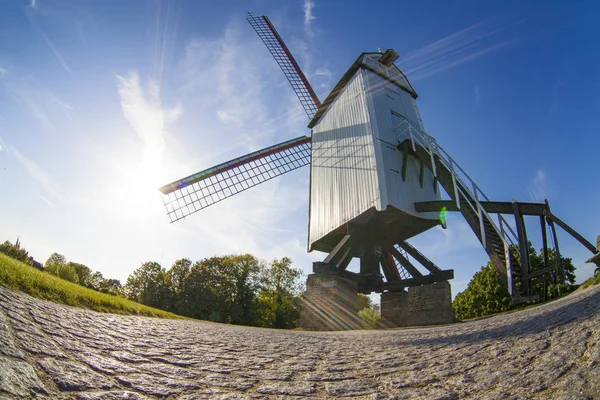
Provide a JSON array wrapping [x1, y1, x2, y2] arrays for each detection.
[[579, 272, 600, 290], [0, 253, 184, 319]]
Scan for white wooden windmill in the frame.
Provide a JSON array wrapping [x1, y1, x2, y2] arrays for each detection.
[[159, 13, 597, 303]]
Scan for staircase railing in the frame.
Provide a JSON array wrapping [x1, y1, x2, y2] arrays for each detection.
[[394, 120, 519, 293]]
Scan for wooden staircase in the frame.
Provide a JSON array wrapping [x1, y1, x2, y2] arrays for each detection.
[[395, 121, 523, 298]]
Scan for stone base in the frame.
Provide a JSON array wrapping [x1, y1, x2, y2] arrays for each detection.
[[381, 281, 455, 327], [298, 273, 363, 331]]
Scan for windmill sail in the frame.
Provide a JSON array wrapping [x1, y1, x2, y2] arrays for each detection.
[[159, 136, 311, 222], [247, 12, 321, 119]]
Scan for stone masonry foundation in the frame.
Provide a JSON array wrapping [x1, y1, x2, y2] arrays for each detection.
[[298, 273, 363, 330], [381, 281, 455, 327]]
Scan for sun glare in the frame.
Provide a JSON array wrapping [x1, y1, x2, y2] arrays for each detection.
[[106, 147, 166, 220]]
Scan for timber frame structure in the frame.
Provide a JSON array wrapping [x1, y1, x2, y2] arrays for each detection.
[[315, 121, 597, 302]]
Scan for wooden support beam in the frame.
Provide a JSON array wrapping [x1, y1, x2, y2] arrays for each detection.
[[512, 200, 531, 294], [323, 234, 352, 266], [388, 246, 423, 278], [396, 241, 442, 273], [414, 200, 547, 215], [383, 270, 454, 290], [540, 216, 549, 270], [337, 247, 354, 271], [379, 250, 400, 282], [401, 142, 409, 181], [528, 264, 561, 280], [360, 249, 380, 276], [545, 200, 564, 282], [543, 209, 596, 254]]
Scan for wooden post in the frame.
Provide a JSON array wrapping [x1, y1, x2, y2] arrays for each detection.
[[540, 215, 549, 270], [512, 200, 531, 295]]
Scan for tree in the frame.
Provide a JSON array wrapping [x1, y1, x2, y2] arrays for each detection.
[[526, 243, 576, 301], [0, 240, 35, 266], [357, 293, 381, 329], [226, 255, 261, 326], [124, 262, 171, 309], [176, 255, 261, 324], [179, 258, 223, 321], [68, 262, 92, 287], [44, 253, 79, 284], [452, 262, 512, 320], [167, 258, 192, 296], [257, 257, 303, 329], [44, 253, 67, 276]]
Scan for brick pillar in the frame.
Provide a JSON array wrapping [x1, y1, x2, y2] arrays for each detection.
[[380, 291, 408, 327], [298, 273, 362, 331], [405, 281, 455, 326]]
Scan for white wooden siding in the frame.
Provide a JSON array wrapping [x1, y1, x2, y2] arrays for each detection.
[[309, 70, 382, 249], [365, 72, 440, 219]]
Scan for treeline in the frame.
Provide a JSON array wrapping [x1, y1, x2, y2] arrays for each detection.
[[0, 239, 305, 329], [0, 239, 43, 270], [123, 255, 304, 329], [0, 239, 123, 296], [452, 243, 577, 320]]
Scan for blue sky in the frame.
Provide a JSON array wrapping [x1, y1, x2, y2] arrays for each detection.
[[0, 0, 598, 298]]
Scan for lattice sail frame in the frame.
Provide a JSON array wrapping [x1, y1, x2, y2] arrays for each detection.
[[246, 12, 321, 119], [159, 136, 311, 222]]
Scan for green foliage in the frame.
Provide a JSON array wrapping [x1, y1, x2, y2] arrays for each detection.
[[0, 240, 35, 266], [357, 293, 381, 329], [257, 257, 303, 329], [525, 243, 577, 301], [69, 262, 92, 287], [44, 253, 66, 276], [167, 258, 191, 296], [177, 255, 262, 324], [124, 262, 171, 309], [44, 253, 79, 284], [0, 253, 183, 318], [580, 271, 600, 289], [358, 307, 381, 329], [452, 262, 511, 320], [454, 243, 580, 320]]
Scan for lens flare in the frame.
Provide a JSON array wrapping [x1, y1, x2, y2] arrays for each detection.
[[440, 206, 447, 226]]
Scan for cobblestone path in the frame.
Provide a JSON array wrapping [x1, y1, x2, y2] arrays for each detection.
[[0, 285, 599, 399]]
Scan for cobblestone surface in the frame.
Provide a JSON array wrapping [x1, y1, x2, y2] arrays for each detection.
[[0, 285, 599, 399]]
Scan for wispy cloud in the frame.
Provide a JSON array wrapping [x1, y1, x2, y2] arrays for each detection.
[[12, 89, 54, 130], [39, 29, 72, 76], [528, 169, 547, 202], [166, 18, 318, 268], [37, 192, 56, 208], [403, 16, 521, 81], [303, 0, 316, 40], [29, 0, 37, 9], [0, 66, 7, 77], [27, 10, 72, 76], [117, 72, 182, 169], [9, 145, 64, 203], [48, 93, 73, 111]]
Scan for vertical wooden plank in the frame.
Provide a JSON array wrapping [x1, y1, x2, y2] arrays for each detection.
[[540, 215, 549, 270], [512, 200, 531, 295]]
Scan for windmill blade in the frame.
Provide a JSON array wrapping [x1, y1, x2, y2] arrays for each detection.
[[159, 136, 311, 222], [247, 12, 321, 119]]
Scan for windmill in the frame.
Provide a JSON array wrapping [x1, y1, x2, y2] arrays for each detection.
[[159, 13, 598, 325]]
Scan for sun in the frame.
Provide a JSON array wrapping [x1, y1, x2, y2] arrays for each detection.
[[106, 147, 167, 221]]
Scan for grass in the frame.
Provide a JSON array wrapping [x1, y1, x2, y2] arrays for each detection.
[[579, 271, 600, 290], [0, 253, 185, 319]]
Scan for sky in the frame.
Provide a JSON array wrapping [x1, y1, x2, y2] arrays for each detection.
[[0, 0, 599, 300]]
